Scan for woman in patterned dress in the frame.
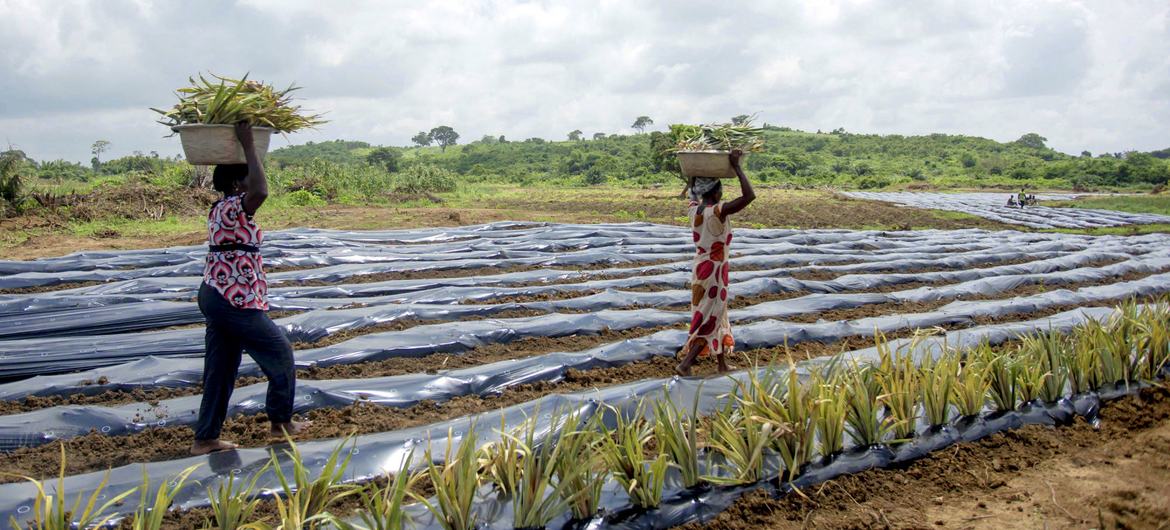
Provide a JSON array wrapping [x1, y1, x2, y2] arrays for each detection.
[[675, 149, 755, 376], [191, 122, 306, 455]]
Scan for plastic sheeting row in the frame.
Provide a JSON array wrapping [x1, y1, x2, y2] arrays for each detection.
[[1, 233, 1153, 339], [1, 247, 1166, 401], [3, 265, 1169, 451], [0, 305, 1142, 526], [0, 234, 1160, 355], [4, 222, 1160, 301]]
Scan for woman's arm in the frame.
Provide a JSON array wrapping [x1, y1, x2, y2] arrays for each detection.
[[718, 149, 755, 220], [237, 122, 268, 215]]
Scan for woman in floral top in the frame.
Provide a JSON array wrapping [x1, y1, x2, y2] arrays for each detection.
[[192, 123, 306, 455]]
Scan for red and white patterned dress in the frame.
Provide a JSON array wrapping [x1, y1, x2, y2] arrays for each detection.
[[203, 194, 269, 311], [684, 200, 734, 358]]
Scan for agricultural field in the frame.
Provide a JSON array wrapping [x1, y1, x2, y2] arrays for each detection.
[[844, 191, 1170, 229], [0, 217, 1168, 529], [6, 1, 1170, 528]]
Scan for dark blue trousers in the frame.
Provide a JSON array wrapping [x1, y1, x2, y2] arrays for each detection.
[[195, 282, 295, 440]]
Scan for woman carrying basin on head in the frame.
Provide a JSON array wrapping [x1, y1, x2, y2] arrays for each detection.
[[192, 122, 307, 456], [675, 149, 755, 376]]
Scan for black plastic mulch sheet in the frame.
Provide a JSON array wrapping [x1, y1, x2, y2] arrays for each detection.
[[3, 265, 1169, 452], [0, 239, 1163, 374], [0, 305, 1141, 526], [1, 256, 1167, 401], [844, 191, 1170, 229]]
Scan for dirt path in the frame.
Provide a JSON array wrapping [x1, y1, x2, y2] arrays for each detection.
[[684, 384, 1170, 530]]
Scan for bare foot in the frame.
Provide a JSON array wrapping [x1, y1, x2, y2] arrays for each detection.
[[270, 420, 312, 438], [716, 356, 736, 373], [191, 439, 237, 455]]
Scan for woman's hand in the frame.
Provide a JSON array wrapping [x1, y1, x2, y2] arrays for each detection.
[[235, 121, 255, 150], [729, 149, 744, 169], [719, 149, 755, 220], [236, 121, 268, 215]]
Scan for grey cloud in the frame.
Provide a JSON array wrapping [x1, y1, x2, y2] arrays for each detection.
[[1, 0, 1168, 162]]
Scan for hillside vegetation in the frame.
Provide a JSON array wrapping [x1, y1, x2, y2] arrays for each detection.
[[2, 126, 1167, 228], [266, 127, 1170, 192]]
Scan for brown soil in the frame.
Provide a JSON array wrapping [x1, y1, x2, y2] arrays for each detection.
[[300, 324, 685, 380], [0, 280, 107, 295], [276, 265, 548, 287], [0, 349, 683, 482], [683, 383, 1170, 530], [0, 324, 682, 417], [286, 318, 450, 350], [275, 258, 681, 288], [264, 262, 334, 274], [784, 255, 1038, 282], [484, 190, 1016, 231]]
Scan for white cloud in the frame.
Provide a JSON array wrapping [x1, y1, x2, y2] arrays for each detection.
[[1, 0, 1167, 162]]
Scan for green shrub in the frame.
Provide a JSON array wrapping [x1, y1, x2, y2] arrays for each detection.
[[857, 176, 889, 189], [1, 149, 31, 208], [393, 164, 456, 194], [285, 189, 326, 207]]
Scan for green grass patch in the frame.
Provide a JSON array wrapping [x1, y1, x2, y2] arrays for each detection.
[[69, 215, 204, 239], [1047, 194, 1170, 216]]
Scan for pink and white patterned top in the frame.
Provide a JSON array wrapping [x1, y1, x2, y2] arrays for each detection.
[[202, 194, 268, 311]]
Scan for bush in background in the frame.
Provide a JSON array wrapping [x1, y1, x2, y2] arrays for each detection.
[[393, 164, 457, 194]]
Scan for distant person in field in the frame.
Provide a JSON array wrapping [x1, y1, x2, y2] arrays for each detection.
[[1018, 188, 1027, 208], [192, 122, 306, 455], [675, 149, 755, 376], [1006, 195, 1017, 207]]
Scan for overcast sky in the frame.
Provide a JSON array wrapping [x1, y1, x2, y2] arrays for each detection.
[[2, 0, 1168, 163]]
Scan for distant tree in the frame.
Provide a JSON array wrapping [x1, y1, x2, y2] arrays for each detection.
[[631, 116, 653, 133], [1081, 150, 1092, 157], [1014, 133, 1048, 150], [37, 159, 90, 181], [429, 126, 460, 151], [592, 132, 606, 140], [648, 131, 678, 173], [730, 114, 751, 126], [960, 152, 977, 168], [366, 147, 402, 172], [1149, 147, 1170, 160], [498, 135, 507, 143], [584, 171, 607, 186], [1122, 152, 1170, 185], [411, 131, 433, 147], [568, 130, 583, 141], [478, 134, 498, 144], [91, 140, 110, 169]]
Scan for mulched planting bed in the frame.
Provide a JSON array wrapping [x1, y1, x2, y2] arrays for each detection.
[[0, 280, 107, 295], [681, 384, 1170, 530], [1, 266, 1161, 417], [274, 258, 683, 288], [4, 289, 1163, 482], [0, 323, 682, 417]]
